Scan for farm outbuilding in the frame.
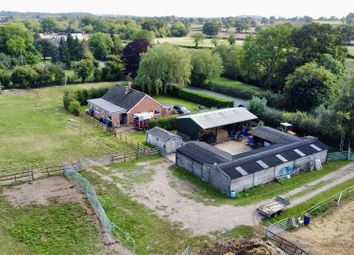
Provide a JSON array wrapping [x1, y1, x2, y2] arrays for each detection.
[[146, 127, 183, 154], [176, 108, 258, 143], [176, 126, 329, 196]]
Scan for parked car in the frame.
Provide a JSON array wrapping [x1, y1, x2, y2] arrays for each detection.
[[174, 105, 191, 114], [257, 196, 290, 218]]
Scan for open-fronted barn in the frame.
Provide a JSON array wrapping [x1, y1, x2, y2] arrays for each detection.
[[176, 107, 258, 143]]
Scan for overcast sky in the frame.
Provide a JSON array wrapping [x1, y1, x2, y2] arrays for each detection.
[[1, 0, 353, 18]]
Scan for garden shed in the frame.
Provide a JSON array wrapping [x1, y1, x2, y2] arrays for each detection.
[[176, 107, 258, 143], [146, 127, 183, 154]]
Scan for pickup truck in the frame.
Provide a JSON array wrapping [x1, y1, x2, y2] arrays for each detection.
[[257, 196, 290, 218]]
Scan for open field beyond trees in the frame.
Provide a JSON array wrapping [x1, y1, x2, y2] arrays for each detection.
[[155, 37, 243, 48], [0, 82, 137, 171]]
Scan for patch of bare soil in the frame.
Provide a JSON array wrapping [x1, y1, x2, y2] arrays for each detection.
[[3, 176, 86, 207], [198, 239, 286, 255], [282, 199, 354, 255]]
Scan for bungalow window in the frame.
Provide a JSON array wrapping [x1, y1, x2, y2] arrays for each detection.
[[154, 109, 161, 115]]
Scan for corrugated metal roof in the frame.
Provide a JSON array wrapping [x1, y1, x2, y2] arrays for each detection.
[[218, 138, 328, 179], [177, 108, 257, 129], [251, 126, 301, 144], [177, 141, 232, 164], [87, 98, 127, 113], [147, 127, 181, 143]]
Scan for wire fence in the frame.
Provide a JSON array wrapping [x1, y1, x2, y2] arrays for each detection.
[[264, 185, 354, 254], [63, 164, 136, 252], [327, 150, 352, 161]]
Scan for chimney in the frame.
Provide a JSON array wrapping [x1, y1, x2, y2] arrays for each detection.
[[125, 75, 132, 94]]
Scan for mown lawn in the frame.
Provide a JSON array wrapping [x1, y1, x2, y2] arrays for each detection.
[[155, 37, 244, 48], [0, 196, 103, 255], [153, 95, 200, 111], [208, 77, 265, 93], [0, 82, 137, 171], [170, 160, 350, 206]]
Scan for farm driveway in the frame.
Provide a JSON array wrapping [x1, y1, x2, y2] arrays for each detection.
[[97, 160, 354, 235]]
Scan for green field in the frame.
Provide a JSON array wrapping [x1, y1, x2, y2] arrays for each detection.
[[314, 20, 345, 25], [155, 37, 243, 48], [348, 46, 354, 56], [208, 77, 265, 93], [171, 160, 350, 206], [0, 82, 136, 171], [345, 58, 354, 76], [0, 196, 103, 255]]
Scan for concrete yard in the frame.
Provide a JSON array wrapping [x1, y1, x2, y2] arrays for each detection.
[[214, 140, 253, 155]]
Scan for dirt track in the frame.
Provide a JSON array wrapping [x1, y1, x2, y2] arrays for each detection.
[[282, 199, 354, 255], [123, 161, 354, 235]]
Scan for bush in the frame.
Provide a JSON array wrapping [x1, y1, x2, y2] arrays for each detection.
[[0, 69, 12, 89], [148, 116, 177, 130], [169, 86, 233, 108], [11, 65, 38, 89], [248, 97, 340, 147], [204, 79, 285, 108], [68, 100, 81, 116]]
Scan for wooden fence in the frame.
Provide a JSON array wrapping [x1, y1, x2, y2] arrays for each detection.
[[81, 112, 150, 152], [0, 164, 72, 186]]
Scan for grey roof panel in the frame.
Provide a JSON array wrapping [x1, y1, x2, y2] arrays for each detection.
[[251, 126, 301, 144], [87, 98, 127, 113], [102, 85, 146, 111], [177, 108, 258, 129], [177, 141, 232, 164], [219, 138, 328, 179], [147, 127, 181, 143]]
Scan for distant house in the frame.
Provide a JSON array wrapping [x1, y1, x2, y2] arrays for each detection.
[[146, 127, 183, 154], [88, 85, 173, 127], [176, 107, 258, 143]]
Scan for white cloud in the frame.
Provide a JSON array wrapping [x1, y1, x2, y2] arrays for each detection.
[[1, 0, 353, 18]]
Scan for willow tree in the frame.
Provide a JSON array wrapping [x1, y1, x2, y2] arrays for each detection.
[[134, 43, 191, 95]]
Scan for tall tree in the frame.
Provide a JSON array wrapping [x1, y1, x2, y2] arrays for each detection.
[[58, 37, 71, 68], [122, 38, 150, 78], [202, 21, 221, 36], [88, 33, 113, 60], [239, 24, 294, 91], [284, 63, 337, 112], [74, 59, 95, 82], [191, 33, 204, 48], [190, 50, 223, 85], [292, 23, 347, 64], [135, 43, 191, 95], [213, 44, 242, 80]]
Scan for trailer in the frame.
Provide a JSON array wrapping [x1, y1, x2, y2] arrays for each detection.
[[134, 112, 154, 130], [257, 196, 290, 218]]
